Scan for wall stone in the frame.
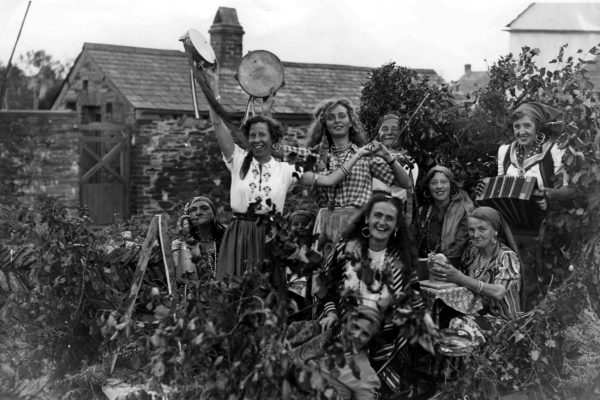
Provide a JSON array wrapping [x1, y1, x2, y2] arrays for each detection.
[[0, 111, 79, 211]]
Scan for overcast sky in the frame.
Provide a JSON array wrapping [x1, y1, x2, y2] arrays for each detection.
[[0, 0, 587, 81]]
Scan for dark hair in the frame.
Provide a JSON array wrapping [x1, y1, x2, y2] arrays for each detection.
[[342, 194, 418, 283], [419, 166, 460, 206], [509, 110, 552, 141], [239, 115, 284, 179]]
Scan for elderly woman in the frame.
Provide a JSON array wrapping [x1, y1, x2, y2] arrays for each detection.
[[496, 102, 573, 309], [316, 193, 424, 395], [279, 98, 412, 253], [195, 69, 380, 279], [172, 196, 226, 279], [371, 113, 419, 223], [429, 207, 521, 334], [414, 165, 474, 269]]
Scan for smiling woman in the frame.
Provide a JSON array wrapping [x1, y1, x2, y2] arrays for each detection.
[[413, 165, 474, 268], [315, 193, 423, 395]]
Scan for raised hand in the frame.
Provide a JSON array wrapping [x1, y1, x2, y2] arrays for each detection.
[[356, 142, 380, 157], [176, 215, 192, 237], [261, 87, 277, 116]]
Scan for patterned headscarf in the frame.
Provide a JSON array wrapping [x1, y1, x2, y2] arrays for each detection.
[[469, 206, 519, 254], [184, 196, 215, 215], [514, 102, 562, 125]]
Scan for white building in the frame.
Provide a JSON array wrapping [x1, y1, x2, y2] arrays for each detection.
[[505, 3, 600, 68]]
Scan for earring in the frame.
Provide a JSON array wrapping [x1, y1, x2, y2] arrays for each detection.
[[535, 132, 546, 145], [423, 190, 431, 199], [361, 227, 371, 238], [491, 235, 498, 246]]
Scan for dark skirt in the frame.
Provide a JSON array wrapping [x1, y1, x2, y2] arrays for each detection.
[[216, 217, 266, 280]]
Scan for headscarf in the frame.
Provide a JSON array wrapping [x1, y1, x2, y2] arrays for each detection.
[[184, 196, 216, 215], [514, 102, 562, 125], [290, 210, 315, 221], [469, 206, 519, 254], [355, 304, 383, 330]]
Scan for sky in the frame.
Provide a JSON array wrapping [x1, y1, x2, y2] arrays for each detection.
[[0, 0, 590, 82]]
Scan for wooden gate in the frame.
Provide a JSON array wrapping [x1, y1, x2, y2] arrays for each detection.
[[80, 122, 130, 225]]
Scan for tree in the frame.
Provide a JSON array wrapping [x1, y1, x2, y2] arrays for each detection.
[[17, 50, 67, 109], [0, 63, 34, 109]]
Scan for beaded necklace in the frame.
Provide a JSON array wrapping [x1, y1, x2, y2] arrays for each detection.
[[515, 143, 542, 176], [417, 206, 441, 256]]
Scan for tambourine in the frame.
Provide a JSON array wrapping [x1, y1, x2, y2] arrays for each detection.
[[179, 29, 216, 69], [235, 50, 285, 124], [179, 29, 217, 119]]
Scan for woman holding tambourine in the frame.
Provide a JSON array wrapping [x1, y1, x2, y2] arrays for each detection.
[[192, 66, 384, 279]]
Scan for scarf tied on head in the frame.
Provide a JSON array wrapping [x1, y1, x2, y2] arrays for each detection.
[[470, 206, 519, 254]]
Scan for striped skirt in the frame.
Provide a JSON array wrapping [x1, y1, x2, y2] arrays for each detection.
[[216, 216, 266, 280]]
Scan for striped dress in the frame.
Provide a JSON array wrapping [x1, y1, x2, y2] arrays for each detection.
[[316, 241, 424, 393], [462, 243, 521, 319]]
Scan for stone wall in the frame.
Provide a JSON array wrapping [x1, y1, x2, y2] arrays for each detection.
[[0, 110, 79, 211], [132, 115, 232, 217]]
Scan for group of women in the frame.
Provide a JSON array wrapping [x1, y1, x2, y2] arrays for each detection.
[[177, 64, 569, 398]]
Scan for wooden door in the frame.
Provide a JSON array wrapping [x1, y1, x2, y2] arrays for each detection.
[[80, 122, 130, 225]]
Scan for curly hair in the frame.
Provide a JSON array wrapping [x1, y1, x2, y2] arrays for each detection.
[[307, 97, 369, 148], [239, 115, 284, 179], [342, 193, 418, 281], [509, 109, 554, 141]]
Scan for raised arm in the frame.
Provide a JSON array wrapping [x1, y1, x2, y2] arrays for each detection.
[[300, 143, 376, 187], [375, 143, 412, 189], [194, 67, 235, 160]]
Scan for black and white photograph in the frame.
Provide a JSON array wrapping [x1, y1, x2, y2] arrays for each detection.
[[1, 1, 600, 399]]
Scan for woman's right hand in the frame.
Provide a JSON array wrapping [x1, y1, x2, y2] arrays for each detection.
[[176, 215, 191, 237], [196, 65, 220, 93], [356, 141, 380, 157], [319, 313, 339, 332]]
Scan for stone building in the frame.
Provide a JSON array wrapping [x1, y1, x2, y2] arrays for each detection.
[[50, 7, 444, 224]]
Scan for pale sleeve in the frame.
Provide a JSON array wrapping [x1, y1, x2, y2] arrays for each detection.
[[284, 163, 303, 191], [497, 144, 510, 176], [550, 143, 566, 176], [223, 143, 246, 173], [411, 162, 419, 186]]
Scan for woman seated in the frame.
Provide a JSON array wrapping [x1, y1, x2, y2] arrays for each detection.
[[413, 165, 474, 269], [171, 196, 226, 279], [429, 206, 521, 337], [371, 113, 419, 224], [315, 193, 423, 395]]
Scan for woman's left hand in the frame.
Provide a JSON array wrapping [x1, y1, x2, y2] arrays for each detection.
[[430, 260, 462, 283]]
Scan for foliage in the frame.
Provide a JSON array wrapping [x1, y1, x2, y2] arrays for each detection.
[[358, 63, 462, 181], [0, 64, 34, 109], [0, 119, 36, 205]]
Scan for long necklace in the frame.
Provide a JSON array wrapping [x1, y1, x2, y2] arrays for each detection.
[[197, 238, 217, 278], [417, 207, 441, 255]]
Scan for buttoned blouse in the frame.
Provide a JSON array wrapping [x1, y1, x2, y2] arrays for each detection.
[[224, 144, 302, 214]]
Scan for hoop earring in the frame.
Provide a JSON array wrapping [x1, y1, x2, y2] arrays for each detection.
[[361, 227, 371, 238], [535, 132, 546, 145], [423, 190, 431, 199], [491, 235, 498, 246]]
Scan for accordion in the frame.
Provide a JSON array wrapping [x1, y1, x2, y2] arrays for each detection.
[[475, 176, 545, 229]]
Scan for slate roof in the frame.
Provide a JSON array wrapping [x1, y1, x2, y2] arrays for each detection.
[[506, 3, 600, 32], [64, 43, 443, 115], [455, 70, 490, 97]]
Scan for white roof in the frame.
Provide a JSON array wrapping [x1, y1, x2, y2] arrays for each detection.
[[506, 3, 600, 32]]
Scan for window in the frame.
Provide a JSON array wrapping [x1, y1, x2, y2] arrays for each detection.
[[66, 102, 76, 111], [82, 80, 88, 90]]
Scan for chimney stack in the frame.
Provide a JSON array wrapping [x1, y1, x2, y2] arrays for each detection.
[[464, 64, 472, 74], [209, 7, 245, 71]]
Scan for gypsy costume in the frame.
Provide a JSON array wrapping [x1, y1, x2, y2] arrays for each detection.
[[217, 144, 302, 279], [447, 207, 521, 339], [316, 241, 424, 393], [280, 143, 399, 251], [414, 166, 474, 268], [496, 102, 570, 310]]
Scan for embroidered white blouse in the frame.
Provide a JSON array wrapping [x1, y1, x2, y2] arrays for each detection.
[[224, 144, 302, 214], [497, 141, 565, 189]]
